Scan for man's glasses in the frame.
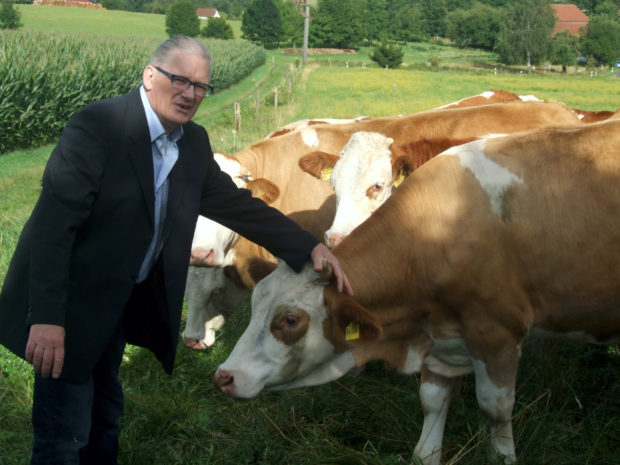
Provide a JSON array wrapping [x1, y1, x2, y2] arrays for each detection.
[[154, 66, 214, 97]]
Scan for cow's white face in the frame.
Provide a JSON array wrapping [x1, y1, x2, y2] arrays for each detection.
[[190, 215, 238, 266], [215, 263, 357, 398], [326, 132, 394, 247], [182, 266, 247, 349]]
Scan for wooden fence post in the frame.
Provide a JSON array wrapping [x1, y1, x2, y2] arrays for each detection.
[[234, 102, 241, 132]]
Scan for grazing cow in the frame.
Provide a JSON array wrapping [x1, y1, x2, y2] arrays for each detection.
[[183, 153, 283, 350], [182, 130, 341, 349], [215, 120, 620, 465], [297, 100, 584, 247], [433, 89, 524, 109]]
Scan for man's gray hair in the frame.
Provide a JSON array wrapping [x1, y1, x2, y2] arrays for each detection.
[[150, 35, 212, 79]]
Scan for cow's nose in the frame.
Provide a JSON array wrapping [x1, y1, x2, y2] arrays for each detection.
[[214, 369, 235, 395], [184, 338, 208, 351], [325, 233, 344, 249]]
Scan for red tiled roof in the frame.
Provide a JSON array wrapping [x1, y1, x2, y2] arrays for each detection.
[[551, 4, 588, 36], [196, 8, 218, 17]]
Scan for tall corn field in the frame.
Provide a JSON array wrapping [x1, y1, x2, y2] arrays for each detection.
[[0, 32, 265, 154]]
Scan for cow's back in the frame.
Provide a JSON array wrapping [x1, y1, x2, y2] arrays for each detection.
[[336, 120, 620, 342]]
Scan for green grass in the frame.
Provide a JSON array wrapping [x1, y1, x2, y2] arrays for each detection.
[[1, 6, 620, 465]]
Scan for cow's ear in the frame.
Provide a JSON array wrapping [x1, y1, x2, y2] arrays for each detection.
[[223, 265, 244, 287], [245, 258, 278, 286], [299, 152, 340, 181], [331, 295, 382, 345], [390, 137, 477, 186], [324, 287, 382, 345], [245, 178, 280, 204]]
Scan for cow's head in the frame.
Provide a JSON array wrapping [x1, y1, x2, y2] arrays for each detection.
[[182, 266, 248, 350], [326, 132, 397, 248], [214, 261, 382, 398]]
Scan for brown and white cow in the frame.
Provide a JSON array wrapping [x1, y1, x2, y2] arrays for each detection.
[[182, 131, 341, 349], [215, 120, 620, 465], [298, 100, 584, 247]]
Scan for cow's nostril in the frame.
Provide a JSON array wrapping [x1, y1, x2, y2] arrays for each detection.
[[214, 370, 234, 392]]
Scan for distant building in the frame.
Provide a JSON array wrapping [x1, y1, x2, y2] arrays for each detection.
[[196, 8, 220, 19], [33, 0, 104, 8], [551, 4, 589, 36]]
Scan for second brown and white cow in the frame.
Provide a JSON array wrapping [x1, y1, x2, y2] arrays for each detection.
[[215, 120, 620, 465], [298, 100, 584, 247]]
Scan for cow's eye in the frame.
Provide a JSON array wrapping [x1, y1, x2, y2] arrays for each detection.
[[281, 314, 300, 328], [373, 183, 383, 191]]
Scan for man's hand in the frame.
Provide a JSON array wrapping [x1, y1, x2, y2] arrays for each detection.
[[310, 243, 354, 296], [25, 324, 65, 379]]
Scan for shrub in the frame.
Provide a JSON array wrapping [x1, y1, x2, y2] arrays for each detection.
[[370, 40, 404, 69], [201, 17, 234, 40], [0, 0, 22, 30], [165, 0, 200, 38]]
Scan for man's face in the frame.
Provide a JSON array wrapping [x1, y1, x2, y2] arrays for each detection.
[[142, 50, 210, 132]]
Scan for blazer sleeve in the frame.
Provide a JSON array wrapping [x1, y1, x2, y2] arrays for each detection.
[[196, 138, 319, 272], [27, 104, 109, 326]]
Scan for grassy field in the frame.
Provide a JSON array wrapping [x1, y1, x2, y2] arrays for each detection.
[[2, 5, 620, 465]]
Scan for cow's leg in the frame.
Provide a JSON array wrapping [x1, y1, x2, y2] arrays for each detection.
[[414, 367, 453, 465], [471, 355, 518, 464]]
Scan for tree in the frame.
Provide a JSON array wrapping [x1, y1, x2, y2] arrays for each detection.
[[365, 0, 389, 46], [391, 3, 426, 42], [0, 0, 22, 29], [370, 39, 404, 68], [166, 0, 200, 37], [309, 0, 364, 49], [580, 14, 620, 66], [241, 0, 283, 49], [495, 0, 556, 70], [420, 0, 447, 37], [551, 30, 579, 72], [277, 0, 304, 47], [201, 16, 234, 39], [446, 2, 502, 51]]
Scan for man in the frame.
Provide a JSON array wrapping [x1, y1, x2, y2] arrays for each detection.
[[0, 35, 351, 464]]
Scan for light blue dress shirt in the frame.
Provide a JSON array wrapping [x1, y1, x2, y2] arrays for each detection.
[[136, 86, 183, 282]]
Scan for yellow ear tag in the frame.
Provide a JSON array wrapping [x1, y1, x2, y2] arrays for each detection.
[[393, 172, 405, 187], [345, 322, 360, 341], [320, 168, 333, 181]]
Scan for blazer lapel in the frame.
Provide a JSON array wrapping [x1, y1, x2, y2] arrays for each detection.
[[125, 90, 155, 227]]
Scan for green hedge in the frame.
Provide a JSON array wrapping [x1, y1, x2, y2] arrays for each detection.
[[0, 32, 265, 154]]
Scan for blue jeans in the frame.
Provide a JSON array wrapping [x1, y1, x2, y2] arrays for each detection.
[[30, 323, 126, 465]]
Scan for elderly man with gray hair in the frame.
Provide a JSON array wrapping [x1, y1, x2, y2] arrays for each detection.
[[0, 35, 351, 464]]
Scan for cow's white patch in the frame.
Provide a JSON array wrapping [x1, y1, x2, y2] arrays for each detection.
[[518, 94, 540, 102], [327, 132, 394, 241], [472, 358, 517, 462], [415, 380, 451, 465], [401, 346, 424, 374], [300, 127, 320, 147], [273, 351, 356, 391], [440, 138, 524, 217]]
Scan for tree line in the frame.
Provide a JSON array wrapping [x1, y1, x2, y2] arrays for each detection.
[[3, 0, 619, 67]]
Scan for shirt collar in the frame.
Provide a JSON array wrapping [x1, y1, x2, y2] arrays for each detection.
[[139, 85, 183, 144]]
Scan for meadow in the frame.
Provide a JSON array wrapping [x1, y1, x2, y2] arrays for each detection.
[[1, 5, 620, 465]]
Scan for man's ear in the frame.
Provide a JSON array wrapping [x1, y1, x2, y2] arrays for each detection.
[[142, 65, 155, 91]]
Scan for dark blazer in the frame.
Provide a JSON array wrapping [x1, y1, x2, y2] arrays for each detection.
[[0, 88, 319, 383]]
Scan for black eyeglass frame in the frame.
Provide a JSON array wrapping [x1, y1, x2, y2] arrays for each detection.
[[154, 66, 214, 97]]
